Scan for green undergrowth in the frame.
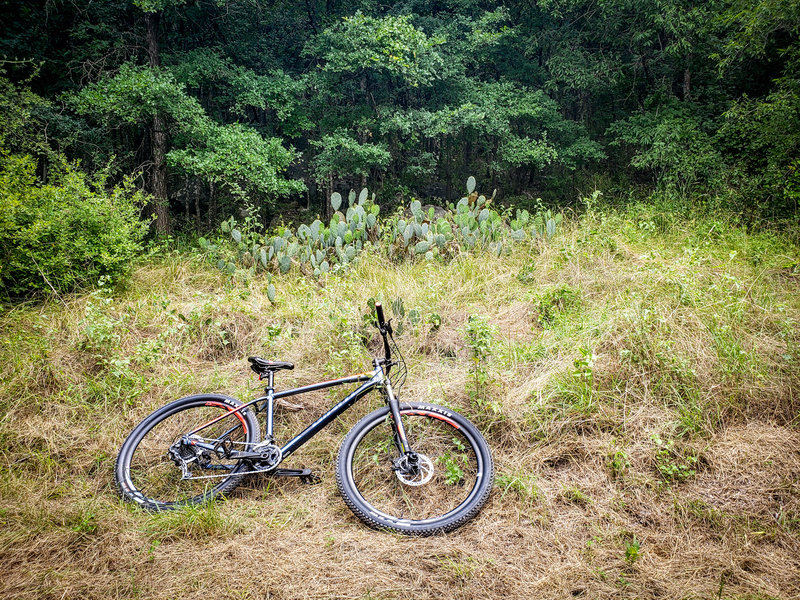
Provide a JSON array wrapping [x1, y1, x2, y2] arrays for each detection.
[[0, 201, 798, 598]]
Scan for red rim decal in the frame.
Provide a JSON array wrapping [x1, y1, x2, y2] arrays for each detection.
[[402, 410, 460, 429]]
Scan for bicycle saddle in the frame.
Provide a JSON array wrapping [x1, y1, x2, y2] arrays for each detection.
[[248, 356, 295, 374]]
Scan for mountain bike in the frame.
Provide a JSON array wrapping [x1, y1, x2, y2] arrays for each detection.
[[115, 303, 494, 535]]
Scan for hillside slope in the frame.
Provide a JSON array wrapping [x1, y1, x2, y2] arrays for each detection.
[[1, 207, 799, 599]]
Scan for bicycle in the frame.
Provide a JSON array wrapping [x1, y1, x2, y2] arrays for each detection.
[[115, 303, 494, 535]]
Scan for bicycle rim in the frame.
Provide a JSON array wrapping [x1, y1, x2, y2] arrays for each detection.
[[346, 409, 485, 525]]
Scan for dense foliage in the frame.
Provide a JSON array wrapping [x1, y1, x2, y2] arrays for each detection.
[[0, 152, 148, 296], [0, 0, 798, 242], [0, 71, 148, 297]]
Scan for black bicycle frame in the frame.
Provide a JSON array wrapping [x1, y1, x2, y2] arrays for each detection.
[[186, 361, 411, 462], [272, 370, 376, 459]]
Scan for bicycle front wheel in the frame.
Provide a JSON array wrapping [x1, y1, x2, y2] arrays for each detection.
[[115, 394, 260, 510], [336, 402, 494, 535]]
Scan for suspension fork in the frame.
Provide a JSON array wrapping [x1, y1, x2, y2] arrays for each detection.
[[383, 373, 412, 455]]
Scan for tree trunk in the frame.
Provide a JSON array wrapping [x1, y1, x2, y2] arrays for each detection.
[[208, 180, 216, 228], [683, 53, 692, 100], [194, 178, 201, 228], [147, 11, 171, 235], [326, 174, 333, 220]]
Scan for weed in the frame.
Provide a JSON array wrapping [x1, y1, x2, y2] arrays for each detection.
[[68, 507, 99, 536], [532, 285, 580, 328], [561, 485, 592, 506], [571, 346, 595, 403], [607, 446, 630, 480], [142, 538, 160, 563], [675, 499, 727, 529], [436, 436, 468, 485], [324, 311, 367, 375], [438, 555, 481, 581], [495, 471, 541, 503], [624, 537, 641, 564], [142, 499, 237, 541], [79, 291, 126, 356], [651, 434, 699, 482], [463, 315, 501, 415]]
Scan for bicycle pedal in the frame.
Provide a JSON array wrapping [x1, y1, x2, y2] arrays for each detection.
[[300, 473, 322, 485]]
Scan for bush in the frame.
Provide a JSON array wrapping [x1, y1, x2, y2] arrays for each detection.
[[0, 152, 149, 297]]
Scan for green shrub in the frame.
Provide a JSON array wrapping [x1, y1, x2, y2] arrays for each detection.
[[0, 152, 148, 297]]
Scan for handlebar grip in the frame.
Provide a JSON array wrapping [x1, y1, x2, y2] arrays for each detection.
[[375, 302, 386, 327]]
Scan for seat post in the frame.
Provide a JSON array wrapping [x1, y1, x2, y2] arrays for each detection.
[[265, 370, 275, 439]]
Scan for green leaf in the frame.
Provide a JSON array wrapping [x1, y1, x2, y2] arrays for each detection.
[[403, 223, 414, 245], [331, 192, 342, 211], [414, 240, 431, 254], [392, 298, 405, 317]]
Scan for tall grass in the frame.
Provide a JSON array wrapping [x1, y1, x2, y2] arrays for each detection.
[[0, 203, 798, 599]]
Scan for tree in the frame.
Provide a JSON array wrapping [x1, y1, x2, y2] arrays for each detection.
[[72, 64, 304, 223]]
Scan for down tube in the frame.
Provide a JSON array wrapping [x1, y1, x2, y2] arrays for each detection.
[[280, 379, 378, 459]]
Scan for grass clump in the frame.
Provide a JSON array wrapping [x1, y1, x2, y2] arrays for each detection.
[[141, 500, 239, 541]]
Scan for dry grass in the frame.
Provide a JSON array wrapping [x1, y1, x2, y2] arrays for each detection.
[[1, 207, 799, 599]]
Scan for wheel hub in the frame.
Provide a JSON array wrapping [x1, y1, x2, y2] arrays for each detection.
[[394, 453, 434, 486]]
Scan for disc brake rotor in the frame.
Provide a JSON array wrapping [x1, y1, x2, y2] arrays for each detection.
[[395, 454, 434, 486]]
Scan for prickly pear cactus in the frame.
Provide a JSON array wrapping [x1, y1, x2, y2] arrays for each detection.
[[205, 179, 564, 300]]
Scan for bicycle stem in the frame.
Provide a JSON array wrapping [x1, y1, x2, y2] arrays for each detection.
[[374, 302, 393, 372]]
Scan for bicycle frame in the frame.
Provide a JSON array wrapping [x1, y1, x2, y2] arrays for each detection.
[[186, 360, 410, 464]]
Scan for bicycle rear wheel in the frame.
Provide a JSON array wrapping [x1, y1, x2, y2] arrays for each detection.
[[115, 394, 260, 510], [336, 402, 493, 535]]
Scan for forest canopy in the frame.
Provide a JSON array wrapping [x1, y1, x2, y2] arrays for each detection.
[[0, 0, 798, 240]]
